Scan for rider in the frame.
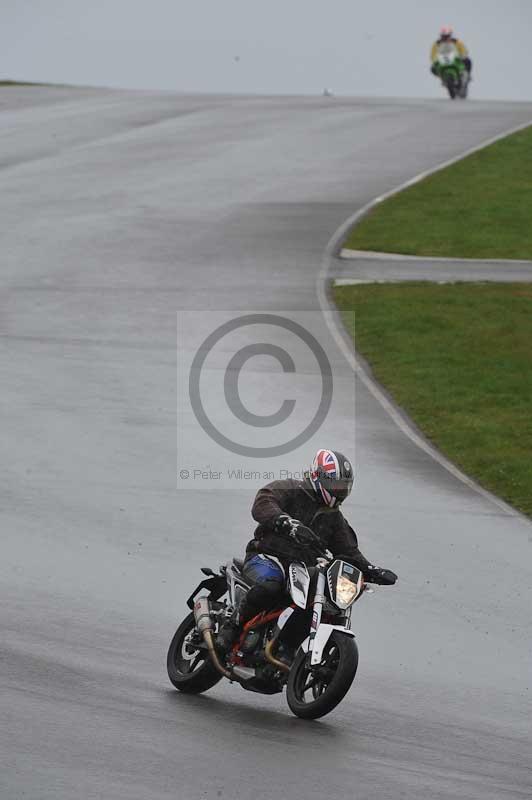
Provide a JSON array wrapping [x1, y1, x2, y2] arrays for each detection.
[[218, 448, 398, 650], [430, 26, 472, 80]]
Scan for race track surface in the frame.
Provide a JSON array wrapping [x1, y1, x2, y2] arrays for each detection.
[[2, 87, 532, 800]]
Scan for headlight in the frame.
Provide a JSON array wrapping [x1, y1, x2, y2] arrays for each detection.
[[327, 560, 363, 609], [336, 575, 358, 606]]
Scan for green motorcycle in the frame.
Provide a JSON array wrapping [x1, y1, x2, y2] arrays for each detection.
[[434, 42, 469, 99]]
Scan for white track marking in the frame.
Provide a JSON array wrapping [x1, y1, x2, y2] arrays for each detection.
[[317, 118, 532, 520], [340, 248, 532, 265]]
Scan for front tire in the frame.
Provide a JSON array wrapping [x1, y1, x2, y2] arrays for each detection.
[[167, 612, 222, 694], [286, 632, 358, 719], [443, 73, 457, 99]]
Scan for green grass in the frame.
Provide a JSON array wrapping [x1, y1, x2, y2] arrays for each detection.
[[0, 80, 46, 86], [334, 282, 532, 517], [344, 125, 532, 260], [0, 80, 67, 88]]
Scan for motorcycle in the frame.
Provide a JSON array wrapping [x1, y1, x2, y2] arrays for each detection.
[[167, 551, 379, 719], [435, 43, 469, 99]]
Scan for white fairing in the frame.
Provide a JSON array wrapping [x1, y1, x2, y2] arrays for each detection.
[[301, 624, 356, 666], [288, 562, 310, 609], [226, 561, 251, 607], [437, 43, 459, 65], [277, 607, 295, 630]]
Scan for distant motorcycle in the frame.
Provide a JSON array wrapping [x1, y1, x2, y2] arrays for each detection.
[[167, 550, 380, 719], [435, 42, 469, 99]]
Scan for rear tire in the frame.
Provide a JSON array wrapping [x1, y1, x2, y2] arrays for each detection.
[[286, 632, 358, 719], [167, 612, 222, 694]]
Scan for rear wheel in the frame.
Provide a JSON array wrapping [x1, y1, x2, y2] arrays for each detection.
[[167, 612, 222, 694], [286, 632, 358, 719]]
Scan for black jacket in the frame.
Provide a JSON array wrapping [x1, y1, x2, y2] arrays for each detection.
[[246, 478, 373, 575]]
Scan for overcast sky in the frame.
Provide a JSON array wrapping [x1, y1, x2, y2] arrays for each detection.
[[2, 0, 531, 100]]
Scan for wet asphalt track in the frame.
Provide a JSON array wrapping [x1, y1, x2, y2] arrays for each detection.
[[2, 86, 532, 800]]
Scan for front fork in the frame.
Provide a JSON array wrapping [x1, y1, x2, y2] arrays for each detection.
[[304, 569, 355, 666], [265, 570, 328, 674], [308, 570, 326, 655]]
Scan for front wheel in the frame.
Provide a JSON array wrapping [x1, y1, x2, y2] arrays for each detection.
[[167, 612, 222, 694], [286, 632, 358, 719], [442, 73, 457, 99]]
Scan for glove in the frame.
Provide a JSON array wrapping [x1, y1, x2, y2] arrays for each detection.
[[274, 515, 322, 550], [273, 514, 295, 534], [290, 524, 323, 551], [365, 565, 398, 585]]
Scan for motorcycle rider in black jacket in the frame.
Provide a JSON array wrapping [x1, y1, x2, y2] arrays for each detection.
[[218, 449, 398, 650]]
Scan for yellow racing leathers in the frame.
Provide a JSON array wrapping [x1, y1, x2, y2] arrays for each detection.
[[431, 38, 472, 76]]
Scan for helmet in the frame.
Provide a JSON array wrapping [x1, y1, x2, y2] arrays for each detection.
[[310, 449, 354, 508], [440, 26, 453, 40]]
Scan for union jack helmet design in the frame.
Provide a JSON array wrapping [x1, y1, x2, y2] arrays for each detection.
[[310, 449, 354, 508]]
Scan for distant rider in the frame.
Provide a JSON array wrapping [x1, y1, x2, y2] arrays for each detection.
[[430, 26, 472, 81], [218, 448, 398, 650]]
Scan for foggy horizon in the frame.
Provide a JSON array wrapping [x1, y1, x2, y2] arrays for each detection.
[[2, 0, 531, 102]]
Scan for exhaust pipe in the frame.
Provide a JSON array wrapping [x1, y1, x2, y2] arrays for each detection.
[[193, 598, 232, 679], [264, 628, 290, 674], [194, 598, 290, 680]]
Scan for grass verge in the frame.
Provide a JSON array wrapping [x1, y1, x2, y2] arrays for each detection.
[[333, 282, 532, 517], [343, 125, 532, 260], [0, 80, 45, 86]]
